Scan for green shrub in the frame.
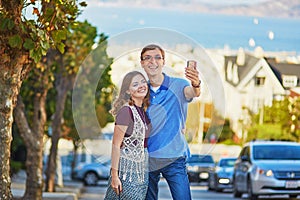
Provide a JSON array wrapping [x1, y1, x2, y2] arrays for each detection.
[[10, 160, 24, 176], [247, 123, 283, 142]]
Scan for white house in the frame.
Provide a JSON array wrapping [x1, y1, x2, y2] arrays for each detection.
[[223, 49, 300, 140]]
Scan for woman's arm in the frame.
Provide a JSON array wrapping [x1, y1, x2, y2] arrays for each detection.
[[110, 124, 127, 194]]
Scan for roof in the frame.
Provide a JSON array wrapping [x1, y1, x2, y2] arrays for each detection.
[[266, 58, 300, 76], [224, 53, 300, 88], [266, 57, 300, 87], [224, 54, 260, 86], [290, 88, 300, 97]]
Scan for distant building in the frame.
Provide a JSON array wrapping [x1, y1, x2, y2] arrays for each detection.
[[266, 57, 300, 91], [223, 49, 300, 140]]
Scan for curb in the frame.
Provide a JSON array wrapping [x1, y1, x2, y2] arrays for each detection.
[[13, 191, 78, 200], [12, 177, 83, 200]]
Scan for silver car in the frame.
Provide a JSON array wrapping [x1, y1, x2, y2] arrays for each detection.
[[71, 155, 111, 186], [233, 140, 300, 200]]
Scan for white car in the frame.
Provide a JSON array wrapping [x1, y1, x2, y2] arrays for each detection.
[[233, 140, 300, 200]]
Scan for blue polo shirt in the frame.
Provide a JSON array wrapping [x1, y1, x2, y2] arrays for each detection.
[[146, 73, 191, 158]]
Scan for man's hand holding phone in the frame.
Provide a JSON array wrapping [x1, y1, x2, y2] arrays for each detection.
[[185, 60, 201, 88]]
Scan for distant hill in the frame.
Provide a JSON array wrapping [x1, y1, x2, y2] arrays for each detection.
[[93, 0, 300, 18], [205, 0, 300, 18]]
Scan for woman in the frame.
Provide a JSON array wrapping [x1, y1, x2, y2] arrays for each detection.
[[104, 71, 150, 200]]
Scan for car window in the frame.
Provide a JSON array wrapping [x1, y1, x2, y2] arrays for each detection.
[[95, 156, 111, 165], [219, 159, 236, 167], [253, 145, 300, 160], [239, 146, 249, 158], [80, 153, 88, 163], [188, 155, 214, 163]]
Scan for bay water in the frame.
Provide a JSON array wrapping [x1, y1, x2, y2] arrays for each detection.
[[79, 6, 300, 54]]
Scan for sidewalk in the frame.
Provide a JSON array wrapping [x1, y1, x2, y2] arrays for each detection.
[[11, 170, 83, 200]]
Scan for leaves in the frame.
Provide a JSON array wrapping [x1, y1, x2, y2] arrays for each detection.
[[30, 48, 42, 63], [56, 42, 65, 54], [1, 0, 82, 64], [0, 1, 86, 198], [23, 39, 35, 50], [79, 2, 87, 7], [0, 17, 15, 31], [8, 35, 22, 49], [51, 29, 67, 42]]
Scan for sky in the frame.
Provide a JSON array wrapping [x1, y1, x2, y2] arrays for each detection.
[[196, 0, 268, 5], [85, 0, 269, 6]]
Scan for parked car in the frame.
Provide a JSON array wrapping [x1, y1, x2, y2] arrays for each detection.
[[233, 140, 300, 200], [208, 157, 237, 192], [186, 154, 215, 183], [100, 132, 113, 140], [71, 155, 111, 186]]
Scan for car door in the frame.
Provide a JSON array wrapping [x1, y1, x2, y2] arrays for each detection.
[[234, 146, 251, 192]]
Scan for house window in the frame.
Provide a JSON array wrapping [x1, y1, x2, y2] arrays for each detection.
[[255, 77, 265, 86], [282, 75, 298, 88]]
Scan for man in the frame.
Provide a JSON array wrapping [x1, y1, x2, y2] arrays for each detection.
[[140, 44, 201, 200]]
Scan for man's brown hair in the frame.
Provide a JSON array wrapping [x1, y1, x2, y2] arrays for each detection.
[[140, 44, 165, 60]]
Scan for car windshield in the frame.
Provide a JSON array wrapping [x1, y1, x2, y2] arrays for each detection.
[[92, 155, 111, 165], [253, 145, 300, 160], [219, 159, 236, 167], [188, 155, 214, 163]]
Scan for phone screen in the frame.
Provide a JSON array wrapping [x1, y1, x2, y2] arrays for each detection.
[[187, 60, 197, 69]]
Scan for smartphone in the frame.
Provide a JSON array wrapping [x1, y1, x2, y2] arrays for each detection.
[[187, 60, 197, 69]]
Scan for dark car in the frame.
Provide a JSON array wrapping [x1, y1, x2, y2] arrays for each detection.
[[71, 155, 111, 186], [208, 157, 237, 192], [186, 154, 215, 183]]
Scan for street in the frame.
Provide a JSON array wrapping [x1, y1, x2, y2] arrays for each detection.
[[78, 179, 300, 200], [78, 180, 233, 200]]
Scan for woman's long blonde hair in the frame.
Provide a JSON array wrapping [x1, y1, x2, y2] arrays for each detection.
[[110, 71, 150, 117]]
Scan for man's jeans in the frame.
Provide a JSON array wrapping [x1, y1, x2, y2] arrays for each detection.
[[146, 156, 192, 200]]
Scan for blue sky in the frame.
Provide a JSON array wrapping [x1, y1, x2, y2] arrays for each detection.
[[197, 0, 268, 5], [86, 0, 269, 6]]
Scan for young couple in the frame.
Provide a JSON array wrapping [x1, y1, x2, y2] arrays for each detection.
[[104, 44, 201, 200]]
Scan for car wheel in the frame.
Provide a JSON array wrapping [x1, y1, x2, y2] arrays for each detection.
[[214, 178, 222, 192], [233, 180, 242, 198], [289, 194, 298, 199], [208, 182, 214, 190], [215, 185, 222, 192], [247, 178, 258, 200], [208, 177, 214, 190], [187, 175, 193, 183], [84, 171, 98, 186]]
